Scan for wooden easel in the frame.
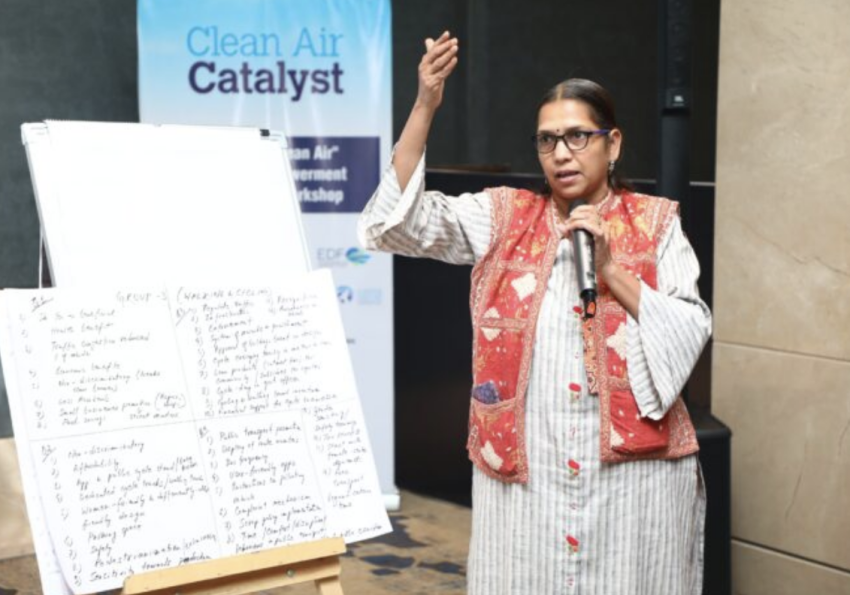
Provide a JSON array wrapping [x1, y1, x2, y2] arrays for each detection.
[[117, 537, 346, 595]]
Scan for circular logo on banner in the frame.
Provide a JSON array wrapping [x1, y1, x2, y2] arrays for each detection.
[[337, 285, 354, 304], [345, 247, 371, 265]]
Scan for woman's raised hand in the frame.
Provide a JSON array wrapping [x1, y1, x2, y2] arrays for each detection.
[[392, 31, 459, 192], [416, 31, 459, 112]]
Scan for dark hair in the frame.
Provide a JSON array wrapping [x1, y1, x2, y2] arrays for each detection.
[[537, 78, 632, 192]]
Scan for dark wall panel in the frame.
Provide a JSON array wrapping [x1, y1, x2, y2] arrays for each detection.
[[0, 0, 139, 436], [391, 1, 719, 182], [485, 2, 657, 179], [391, 2, 467, 165], [0, 0, 139, 288]]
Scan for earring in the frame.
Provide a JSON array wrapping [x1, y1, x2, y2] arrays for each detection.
[[608, 160, 616, 175]]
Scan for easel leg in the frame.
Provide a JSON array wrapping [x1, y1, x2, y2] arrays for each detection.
[[315, 576, 344, 595]]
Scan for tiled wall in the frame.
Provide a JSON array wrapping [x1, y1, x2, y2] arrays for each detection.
[[0, 439, 32, 559], [713, 1, 850, 593]]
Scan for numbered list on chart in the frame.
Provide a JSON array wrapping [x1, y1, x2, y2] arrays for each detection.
[[0, 271, 389, 594]]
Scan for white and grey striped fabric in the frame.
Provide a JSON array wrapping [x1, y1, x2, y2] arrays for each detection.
[[358, 154, 711, 595]]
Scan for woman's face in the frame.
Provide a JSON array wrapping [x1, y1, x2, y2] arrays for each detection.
[[536, 99, 622, 204]]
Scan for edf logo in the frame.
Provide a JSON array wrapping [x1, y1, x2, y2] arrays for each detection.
[[317, 247, 346, 263], [345, 247, 371, 265], [316, 246, 371, 268]]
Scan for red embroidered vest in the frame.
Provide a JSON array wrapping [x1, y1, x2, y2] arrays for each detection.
[[467, 187, 699, 484]]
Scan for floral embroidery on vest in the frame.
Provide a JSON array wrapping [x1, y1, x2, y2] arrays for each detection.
[[466, 187, 558, 483], [583, 192, 699, 462], [467, 187, 699, 484]]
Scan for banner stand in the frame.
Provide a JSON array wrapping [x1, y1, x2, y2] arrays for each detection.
[[138, 0, 398, 508]]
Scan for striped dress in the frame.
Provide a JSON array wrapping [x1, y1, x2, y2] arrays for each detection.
[[358, 155, 711, 595]]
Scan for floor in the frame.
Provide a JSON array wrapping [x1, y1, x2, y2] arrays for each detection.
[[0, 491, 471, 595]]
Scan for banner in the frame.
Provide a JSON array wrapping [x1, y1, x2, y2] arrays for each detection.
[[137, 0, 397, 506]]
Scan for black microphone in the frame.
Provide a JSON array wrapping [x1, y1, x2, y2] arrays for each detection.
[[569, 199, 597, 319]]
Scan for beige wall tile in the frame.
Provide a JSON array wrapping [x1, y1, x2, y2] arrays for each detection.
[[713, 344, 850, 570], [712, 211, 850, 359], [732, 541, 850, 595], [0, 439, 34, 560], [715, 1, 850, 577], [714, 0, 850, 359]]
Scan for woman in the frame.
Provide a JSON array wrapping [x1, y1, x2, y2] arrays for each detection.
[[358, 31, 711, 595]]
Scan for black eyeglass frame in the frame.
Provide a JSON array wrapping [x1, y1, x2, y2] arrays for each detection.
[[531, 129, 611, 153]]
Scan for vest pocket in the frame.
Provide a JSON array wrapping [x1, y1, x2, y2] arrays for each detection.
[[473, 327, 522, 401], [468, 398, 519, 476]]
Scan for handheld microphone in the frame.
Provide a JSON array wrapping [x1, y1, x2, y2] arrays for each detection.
[[569, 199, 597, 319]]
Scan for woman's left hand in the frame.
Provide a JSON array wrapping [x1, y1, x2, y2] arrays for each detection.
[[560, 204, 614, 277]]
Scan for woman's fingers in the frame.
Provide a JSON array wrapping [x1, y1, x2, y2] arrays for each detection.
[[423, 32, 457, 66], [419, 39, 457, 85], [570, 207, 602, 226], [432, 43, 458, 70], [568, 205, 597, 219], [440, 56, 459, 79], [563, 208, 605, 237], [565, 221, 603, 238], [424, 30, 450, 51], [416, 32, 458, 109]]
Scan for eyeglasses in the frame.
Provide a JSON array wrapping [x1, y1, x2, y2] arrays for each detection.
[[531, 129, 611, 153]]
